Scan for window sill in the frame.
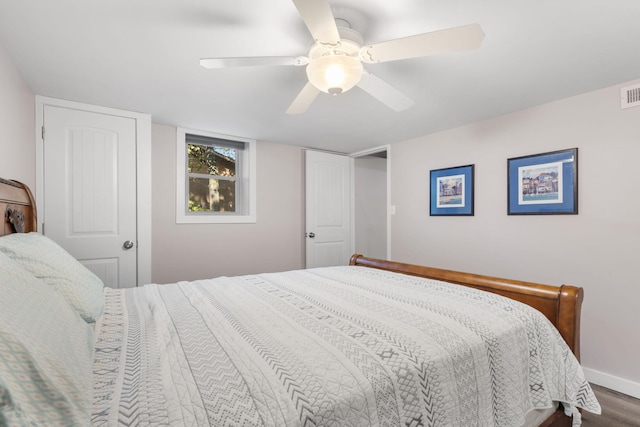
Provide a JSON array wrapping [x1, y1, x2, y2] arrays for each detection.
[[176, 212, 256, 224]]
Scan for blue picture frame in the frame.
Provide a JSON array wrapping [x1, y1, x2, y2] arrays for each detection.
[[430, 164, 474, 216], [507, 148, 578, 215]]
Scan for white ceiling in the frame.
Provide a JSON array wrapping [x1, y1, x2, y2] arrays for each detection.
[[1, 0, 638, 154]]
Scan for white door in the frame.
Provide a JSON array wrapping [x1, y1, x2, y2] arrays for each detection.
[[43, 105, 138, 288], [305, 150, 352, 268]]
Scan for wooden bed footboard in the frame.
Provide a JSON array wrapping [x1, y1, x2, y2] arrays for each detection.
[[350, 254, 582, 427], [349, 254, 583, 362]]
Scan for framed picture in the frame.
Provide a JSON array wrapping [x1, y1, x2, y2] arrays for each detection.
[[507, 148, 578, 215], [430, 164, 474, 216]]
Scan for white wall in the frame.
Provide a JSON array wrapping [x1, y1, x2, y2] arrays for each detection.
[[151, 124, 305, 283], [355, 156, 387, 259], [390, 79, 640, 397], [0, 41, 34, 187]]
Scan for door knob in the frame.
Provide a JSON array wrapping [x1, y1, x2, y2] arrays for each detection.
[[307, 232, 315, 238], [123, 240, 135, 250]]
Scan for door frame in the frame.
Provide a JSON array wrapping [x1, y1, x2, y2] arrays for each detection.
[[35, 96, 152, 286], [350, 144, 391, 260]]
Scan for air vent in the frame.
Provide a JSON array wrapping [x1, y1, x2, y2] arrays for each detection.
[[621, 84, 640, 109]]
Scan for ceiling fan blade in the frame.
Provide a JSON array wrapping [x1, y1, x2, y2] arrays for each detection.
[[291, 0, 340, 47], [200, 56, 308, 69], [357, 71, 414, 112], [360, 23, 485, 64], [287, 82, 321, 114]]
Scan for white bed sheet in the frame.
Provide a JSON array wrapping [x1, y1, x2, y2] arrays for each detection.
[[91, 266, 600, 426]]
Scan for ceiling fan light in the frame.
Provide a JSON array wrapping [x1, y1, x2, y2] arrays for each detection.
[[306, 54, 363, 95]]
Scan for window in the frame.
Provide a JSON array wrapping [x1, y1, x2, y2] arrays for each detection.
[[176, 128, 256, 223]]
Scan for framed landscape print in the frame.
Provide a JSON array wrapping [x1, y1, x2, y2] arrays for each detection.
[[430, 164, 474, 216], [507, 148, 578, 215]]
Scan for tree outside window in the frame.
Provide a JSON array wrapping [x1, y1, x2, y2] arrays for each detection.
[[187, 144, 238, 212]]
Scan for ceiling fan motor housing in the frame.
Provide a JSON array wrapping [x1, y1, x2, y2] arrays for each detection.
[[306, 26, 364, 94]]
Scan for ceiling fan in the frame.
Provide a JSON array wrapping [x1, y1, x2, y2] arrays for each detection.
[[200, 0, 484, 114]]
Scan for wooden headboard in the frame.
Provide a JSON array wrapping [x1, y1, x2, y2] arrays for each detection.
[[350, 254, 583, 362], [0, 178, 37, 236]]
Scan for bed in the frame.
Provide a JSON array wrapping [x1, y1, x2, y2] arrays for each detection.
[[0, 178, 600, 427]]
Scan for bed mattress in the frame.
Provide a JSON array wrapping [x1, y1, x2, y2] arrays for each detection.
[[91, 266, 600, 426]]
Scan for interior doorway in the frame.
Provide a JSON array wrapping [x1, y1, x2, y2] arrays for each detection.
[[352, 146, 389, 260], [35, 96, 152, 286]]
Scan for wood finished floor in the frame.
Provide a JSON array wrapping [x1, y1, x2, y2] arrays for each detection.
[[582, 384, 640, 426]]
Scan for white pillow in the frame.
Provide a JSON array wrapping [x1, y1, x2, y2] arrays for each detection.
[[0, 232, 104, 322], [0, 252, 94, 425]]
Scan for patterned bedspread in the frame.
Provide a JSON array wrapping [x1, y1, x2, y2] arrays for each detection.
[[92, 266, 600, 426]]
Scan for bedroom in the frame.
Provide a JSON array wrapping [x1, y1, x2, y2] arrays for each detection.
[[0, 0, 639, 425]]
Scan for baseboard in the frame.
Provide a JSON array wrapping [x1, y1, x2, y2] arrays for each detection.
[[583, 367, 640, 399]]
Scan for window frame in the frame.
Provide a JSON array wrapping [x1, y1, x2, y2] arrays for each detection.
[[176, 127, 256, 224]]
